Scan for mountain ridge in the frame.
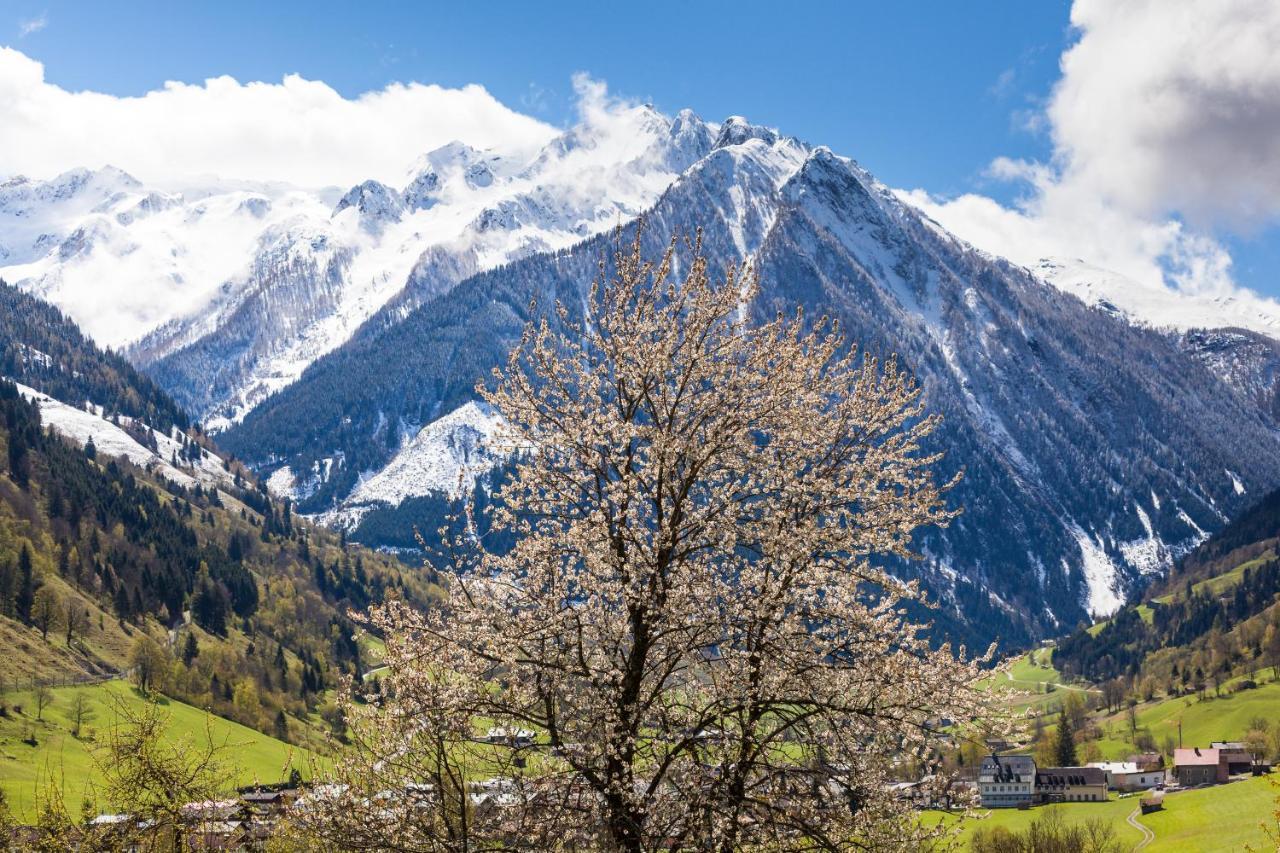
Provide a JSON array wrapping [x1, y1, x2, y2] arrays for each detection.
[[218, 120, 1280, 645]]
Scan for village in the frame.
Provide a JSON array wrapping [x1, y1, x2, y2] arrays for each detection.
[[972, 740, 1272, 812]]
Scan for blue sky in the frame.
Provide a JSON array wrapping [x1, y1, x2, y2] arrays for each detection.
[[6, 0, 1280, 299], [8, 1, 1068, 202]]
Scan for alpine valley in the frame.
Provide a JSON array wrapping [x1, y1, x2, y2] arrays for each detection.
[[6, 102, 1280, 648]]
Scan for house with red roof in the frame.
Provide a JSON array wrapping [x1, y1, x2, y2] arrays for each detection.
[[1173, 747, 1228, 786]]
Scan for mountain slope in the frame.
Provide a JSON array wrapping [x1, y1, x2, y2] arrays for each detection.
[[1034, 257, 1280, 339], [222, 122, 1280, 644], [0, 296, 435, 749], [0, 281, 189, 434], [1054, 484, 1280, 686]]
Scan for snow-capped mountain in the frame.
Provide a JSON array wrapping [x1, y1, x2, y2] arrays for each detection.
[[1, 104, 717, 428], [10, 101, 1280, 647], [219, 116, 1280, 645]]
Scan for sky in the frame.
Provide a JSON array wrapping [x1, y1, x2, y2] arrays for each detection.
[[5, 0, 1280, 300]]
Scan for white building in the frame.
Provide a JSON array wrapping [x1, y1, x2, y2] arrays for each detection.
[[1087, 761, 1165, 792], [978, 754, 1036, 808]]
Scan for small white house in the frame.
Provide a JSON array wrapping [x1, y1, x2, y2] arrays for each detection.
[[1087, 761, 1165, 792], [484, 726, 537, 748]]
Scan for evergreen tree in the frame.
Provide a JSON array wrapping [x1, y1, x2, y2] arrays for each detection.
[[1054, 705, 1077, 767], [274, 709, 289, 740], [7, 428, 29, 488], [190, 564, 229, 636], [15, 545, 35, 624], [182, 632, 200, 665]]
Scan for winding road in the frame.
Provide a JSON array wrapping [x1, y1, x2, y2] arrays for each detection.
[[1126, 806, 1155, 851]]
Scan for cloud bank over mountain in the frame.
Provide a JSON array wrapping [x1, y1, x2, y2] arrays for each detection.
[[0, 47, 556, 188], [902, 0, 1280, 306]]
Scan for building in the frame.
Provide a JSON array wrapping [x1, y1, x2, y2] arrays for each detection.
[[1035, 766, 1108, 803], [1127, 752, 1164, 772], [1211, 741, 1255, 775], [1087, 761, 1165, 792], [978, 754, 1036, 808], [1173, 747, 1228, 786], [484, 727, 536, 749]]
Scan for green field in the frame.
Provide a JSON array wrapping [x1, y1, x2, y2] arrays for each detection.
[[976, 648, 1096, 714], [927, 793, 1143, 848], [932, 774, 1276, 851], [1142, 774, 1276, 851], [0, 680, 313, 822], [1091, 678, 1280, 760]]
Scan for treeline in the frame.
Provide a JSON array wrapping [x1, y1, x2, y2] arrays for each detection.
[[0, 280, 189, 434], [0, 381, 253, 630]]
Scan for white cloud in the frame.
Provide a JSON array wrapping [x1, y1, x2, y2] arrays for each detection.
[[1054, 0, 1280, 229], [901, 0, 1280, 300], [17, 14, 46, 37], [0, 47, 557, 188]]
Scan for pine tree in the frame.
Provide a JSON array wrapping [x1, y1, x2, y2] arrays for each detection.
[[1055, 705, 1077, 767], [182, 632, 199, 665], [7, 428, 29, 488], [274, 709, 288, 740], [15, 545, 35, 624]]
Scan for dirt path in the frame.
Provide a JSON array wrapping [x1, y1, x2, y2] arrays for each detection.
[[1126, 806, 1155, 851]]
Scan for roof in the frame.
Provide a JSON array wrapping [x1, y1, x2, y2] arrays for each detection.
[[1036, 767, 1106, 786], [983, 754, 1035, 770], [1088, 762, 1140, 774], [1174, 748, 1221, 767], [981, 754, 1035, 781]]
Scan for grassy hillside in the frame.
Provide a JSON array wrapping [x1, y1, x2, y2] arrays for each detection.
[[0, 680, 315, 822], [0, 375, 440, 753], [974, 647, 1096, 714], [930, 774, 1274, 851], [1090, 677, 1280, 760]]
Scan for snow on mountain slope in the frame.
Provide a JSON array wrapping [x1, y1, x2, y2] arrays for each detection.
[[313, 400, 506, 527], [0, 168, 329, 348], [11, 380, 233, 490], [222, 113, 1280, 641], [1035, 257, 1280, 337], [0, 104, 718, 427], [0, 104, 720, 429]]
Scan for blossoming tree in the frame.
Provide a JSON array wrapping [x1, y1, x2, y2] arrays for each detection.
[[305, 228, 990, 852]]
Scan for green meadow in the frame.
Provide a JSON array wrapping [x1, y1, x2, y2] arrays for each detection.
[[0, 680, 313, 822]]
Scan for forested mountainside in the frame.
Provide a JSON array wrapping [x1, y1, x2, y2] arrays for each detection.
[[0, 282, 189, 434], [0, 300, 438, 747], [222, 122, 1280, 646], [1177, 327, 1280, 428], [1056, 485, 1280, 689]]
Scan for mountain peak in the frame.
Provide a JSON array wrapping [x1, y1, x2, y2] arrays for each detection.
[[713, 116, 780, 149], [333, 179, 404, 225]]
